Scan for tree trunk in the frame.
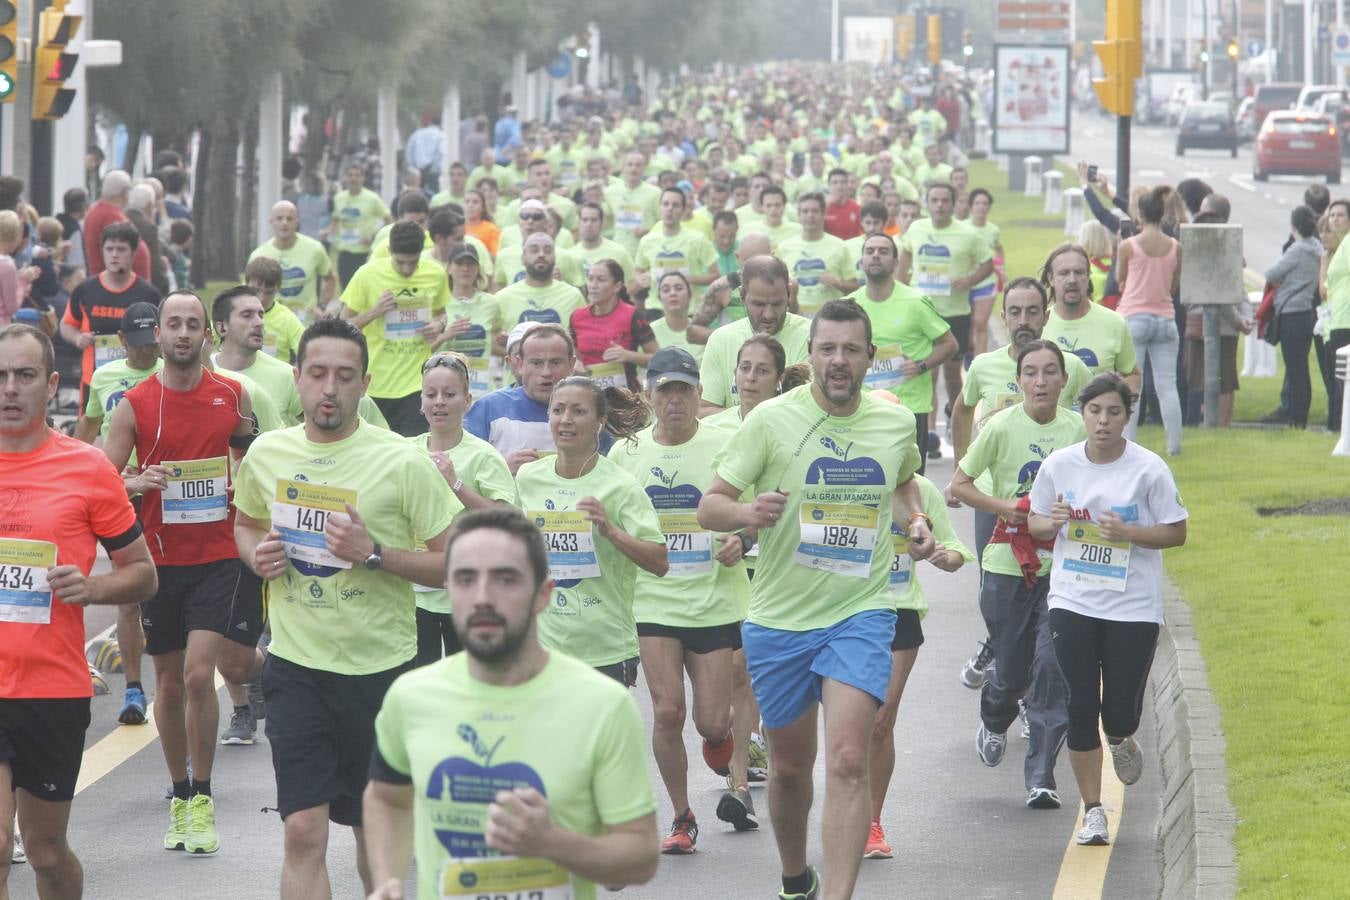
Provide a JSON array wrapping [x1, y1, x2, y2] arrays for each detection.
[[237, 115, 259, 269], [122, 123, 144, 175], [192, 116, 242, 284]]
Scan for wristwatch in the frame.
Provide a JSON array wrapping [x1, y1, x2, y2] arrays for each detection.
[[738, 531, 755, 555], [364, 542, 383, 571], [917, 359, 928, 373]]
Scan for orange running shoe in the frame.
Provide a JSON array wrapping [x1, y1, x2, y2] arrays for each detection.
[[864, 819, 892, 859], [701, 732, 734, 776], [660, 809, 699, 854]]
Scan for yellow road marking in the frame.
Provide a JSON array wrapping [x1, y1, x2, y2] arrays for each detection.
[[1052, 734, 1126, 899], [74, 673, 226, 796]]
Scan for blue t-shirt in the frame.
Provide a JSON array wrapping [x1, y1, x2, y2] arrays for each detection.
[[465, 385, 615, 458]]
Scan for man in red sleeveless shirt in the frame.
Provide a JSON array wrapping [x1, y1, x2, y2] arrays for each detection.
[[1, 324, 157, 899], [103, 292, 261, 856]]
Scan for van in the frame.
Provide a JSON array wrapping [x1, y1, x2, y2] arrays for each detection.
[[1253, 83, 1304, 126]]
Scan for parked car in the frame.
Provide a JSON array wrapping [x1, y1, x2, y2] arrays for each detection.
[[1176, 101, 1239, 156], [1253, 111, 1341, 183], [1252, 82, 1304, 127], [1165, 83, 1200, 126], [1296, 84, 1343, 111], [1312, 92, 1350, 153], [1236, 96, 1258, 143]]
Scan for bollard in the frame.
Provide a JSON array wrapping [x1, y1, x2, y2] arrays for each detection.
[[1043, 170, 1063, 214], [1241, 298, 1280, 379], [976, 121, 992, 157], [1334, 345, 1350, 457], [1064, 187, 1085, 234], [996, 153, 1009, 172], [1024, 156, 1043, 196]]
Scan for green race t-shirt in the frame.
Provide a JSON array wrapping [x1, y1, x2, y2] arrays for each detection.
[[1043, 302, 1139, 377], [611, 424, 750, 628], [603, 181, 662, 254], [261, 301, 305, 360], [213, 351, 304, 426], [233, 421, 458, 674], [741, 219, 803, 252], [494, 279, 586, 330], [406, 430, 515, 614], [494, 245, 583, 290], [330, 188, 390, 254], [1326, 237, 1350, 331], [85, 358, 162, 441], [563, 239, 635, 287], [634, 228, 717, 309], [700, 314, 812, 409], [249, 235, 332, 316], [440, 292, 503, 394], [648, 318, 704, 364], [899, 219, 993, 318], [848, 281, 951, 413], [957, 404, 1086, 578], [341, 257, 450, 399], [513, 454, 664, 667], [778, 233, 856, 317], [373, 652, 656, 900], [888, 474, 974, 615], [714, 385, 922, 631]]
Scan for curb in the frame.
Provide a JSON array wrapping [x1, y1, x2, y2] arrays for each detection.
[[1151, 578, 1238, 899]]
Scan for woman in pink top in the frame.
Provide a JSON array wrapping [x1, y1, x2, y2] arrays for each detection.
[[1115, 186, 1184, 455]]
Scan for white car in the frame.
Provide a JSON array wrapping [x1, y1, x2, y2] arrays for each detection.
[[1165, 83, 1199, 126]]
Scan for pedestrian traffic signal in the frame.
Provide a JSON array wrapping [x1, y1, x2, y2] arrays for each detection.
[[0, 1, 17, 104], [32, 7, 81, 120], [1092, 0, 1142, 117], [962, 29, 974, 59]]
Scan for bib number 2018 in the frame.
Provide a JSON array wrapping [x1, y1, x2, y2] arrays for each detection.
[[1078, 543, 1112, 565]]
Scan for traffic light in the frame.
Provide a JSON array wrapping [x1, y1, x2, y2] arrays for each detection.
[[0, 1, 16, 104], [963, 29, 974, 59], [1227, 40, 1239, 60], [927, 15, 942, 64], [32, 5, 81, 120], [1092, 0, 1142, 117]]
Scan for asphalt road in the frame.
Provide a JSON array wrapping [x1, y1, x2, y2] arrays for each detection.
[[9, 448, 1165, 900]]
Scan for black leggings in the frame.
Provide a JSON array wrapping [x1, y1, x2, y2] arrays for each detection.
[[1048, 608, 1159, 752], [415, 607, 462, 666]]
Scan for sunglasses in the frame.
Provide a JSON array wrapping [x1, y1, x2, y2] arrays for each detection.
[[422, 354, 469, 375], [519, 212, 546, 222]]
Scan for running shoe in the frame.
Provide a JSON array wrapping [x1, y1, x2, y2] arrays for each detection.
[[715, 785, 758, 831], [1026, 787, 1061, 809], [246, 680, 266, 720], [1109, 736, 1144, 785], [89, 663, 109, 696], [164, 797, 189, 850], [961, 641, 995, 689], [702, 733, 734, 776], [1077, 806, 1110, 845], [184, 794, 220, 854], [1019, 698, 1030, 740], [747, 731, 769, 782], [118, 685, 147, 725], [10, 829, 24, 865], [660, 809, 698, 854], [927, 431, 942, 459], [975, 722, 1007, 767], [777, 866, 820, 900], [219, 707, 256, 746], [863, 820, 892, 859]]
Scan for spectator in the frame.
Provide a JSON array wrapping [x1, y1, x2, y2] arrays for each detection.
[[167, 220, 194, 291], [57, 187, 88, 270], [1315, 200, 1350, 409], [81, 170, 151, 280], [160, 167, 191, 220], [1116, 185, 1184, 455], [125, 183, 170, 294], [0, 210, 23, 325], [1265, 207, 1324, 430], [1183, 203, 1251, 427], [1174, 177, 1213, 218], [1077, 220, 1116, 302], [85, 144, 105, 196]]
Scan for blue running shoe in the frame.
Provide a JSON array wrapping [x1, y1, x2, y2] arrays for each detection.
[[119, 686, 148, 725]]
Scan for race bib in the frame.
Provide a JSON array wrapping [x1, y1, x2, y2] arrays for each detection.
[[162, 458, 229, 523], [914, 261, 951, 297], [864, 344, 911, 391], [532, 510, 600, 580], [659, 512, 713, 577], [1059, 522, 1131, 592], [615, 206, 644, 231], [0, 539, 56, 624], [385, 303, 430, 340], [93, 334, 126, 369], [465, 355, 495, 394], [991, 391, 1021, 413], [889, 532, 913, 589], [439, 855, 572, 899], [272, 480, 358, 571], [588, 362, 626, 390], [795, 491, 880, 578]]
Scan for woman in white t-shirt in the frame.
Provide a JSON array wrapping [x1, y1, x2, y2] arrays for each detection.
[[1028, 372, 1188, 848]]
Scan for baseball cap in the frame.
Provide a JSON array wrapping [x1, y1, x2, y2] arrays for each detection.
[[448, 242, 479, 264], [518, 198, 548, 217], [121, 302, 159, 347], [646, 346, 699, 389], [506, 321, 540, 355]]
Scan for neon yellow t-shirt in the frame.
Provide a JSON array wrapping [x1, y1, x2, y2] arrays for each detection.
[[85, 358, 162, 444], [889, 474, 974, 615], [261, 301, 305, 360], [966, 221, 1001, 301], [213, 350, 303, 426], [634, 228, 718, 309], [699, 314, 812, 409], [603, 181, 661, 254], [611, 424, 750, 628], [248, 235, 332, 316], [372, 652, 657, 900], [513, 454, 664, 667], [847, 281, 950, 413], [778, 233, 856, 317], [740, 219, 803, 252], [330, 188, 390, 254], [341, 257, 451, 399], [714, 385, 922, 631], [648, 318, 704, 364], [563, 239, 635, 287], [899, 219, 994, 318], [494, 245, 583, 290], [494, 279, 586, 329], [1043, 302, 1139, 377], [439, 292, 503, 394], [233, 421, 459, 674]]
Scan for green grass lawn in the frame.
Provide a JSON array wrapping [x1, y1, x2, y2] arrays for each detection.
[[966, 159, 1077, 284], [1231, 336, 1333, 426]]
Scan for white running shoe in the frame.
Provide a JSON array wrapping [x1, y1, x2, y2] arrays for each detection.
[[976, 722, 1007, 767], [1109, 736, 1144, 785], [1077, 806, 1110, 845]]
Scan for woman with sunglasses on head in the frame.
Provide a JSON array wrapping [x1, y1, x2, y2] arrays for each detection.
[[408, 352, 516, 664], [570, 258, 658, 392], [513, 376, 668, 687], [1028, 372, 1187, 848]]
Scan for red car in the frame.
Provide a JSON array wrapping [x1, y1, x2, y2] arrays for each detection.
[[1253, 111, 1342, 184]]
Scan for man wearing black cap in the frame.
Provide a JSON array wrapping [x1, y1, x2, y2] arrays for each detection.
[[612, 347, 758, 852]]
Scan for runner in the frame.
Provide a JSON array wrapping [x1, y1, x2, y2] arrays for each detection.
[[699, 300, 935, 900], [776, 192, 858, 319], [606, 151, 662, 255], [327, 163, 392, 288], [848, 232, 959, 476], [409, 353, 515, 664], [648, 272, 703, 362], [1028, 372, 1188, 845], [102, 292, 263, 855], [569, 258, 657, 391], [340, 221, 451, 436], [948, 339, 1086, 810], [565, 201, 636, 286], [1040, 242, 1141, 392], [633, 187, 718, 315], [492, 233, 587, 339], [464, 323, 576, 472], [436, 242, 502, 396], [76, 302, 163, 445], [363, 507, 659, 900], [513, 376, 667, 685], [0, 324, 157, 900], [213, 285, 306, 425], [612, 347, 754, 850], [232, 317, 457, 898], [242, 256, 306, 363], [965, 188, 1004, 357], [248, 200, 335, 323]]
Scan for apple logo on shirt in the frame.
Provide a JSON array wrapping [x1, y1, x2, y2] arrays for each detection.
[[425, 723, 548, 857], [804, 435, 885, 488], [793, 257, 826, 287]]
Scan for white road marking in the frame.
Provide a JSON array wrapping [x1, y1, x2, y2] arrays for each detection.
[[1138, 169, 1165, 177], [1227, 174, 1256, 192]]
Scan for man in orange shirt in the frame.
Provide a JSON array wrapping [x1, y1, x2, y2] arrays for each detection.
[[0, 324, 157, 899]]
